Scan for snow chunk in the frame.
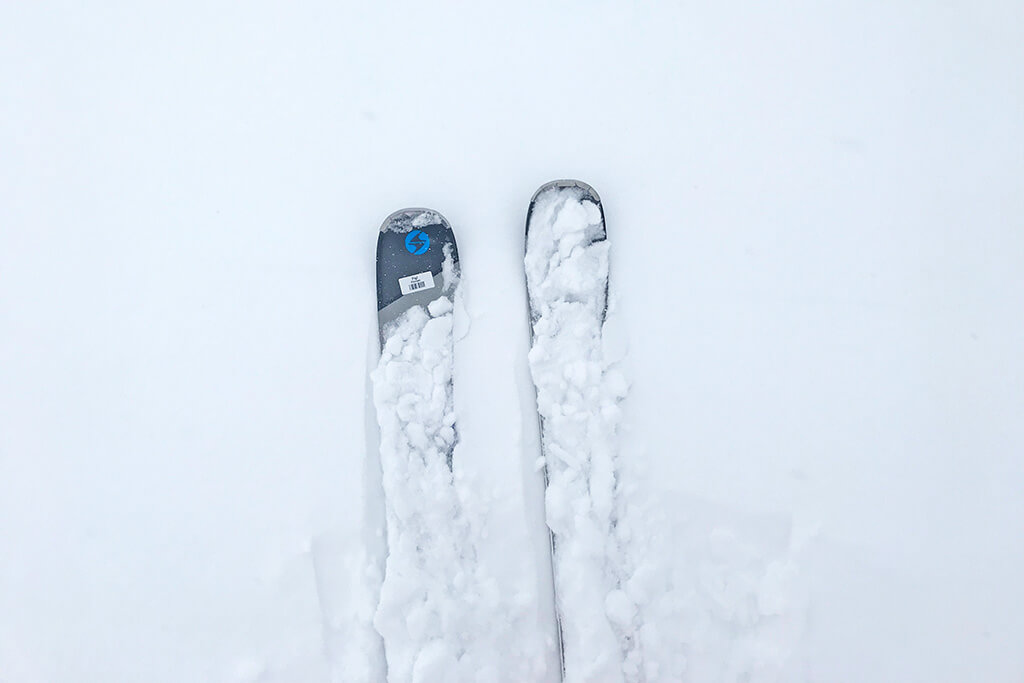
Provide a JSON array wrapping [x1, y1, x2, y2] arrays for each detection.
[[605, 589, 638, 629], [420, 315, 453, 351], [427, 295, 453, 317]]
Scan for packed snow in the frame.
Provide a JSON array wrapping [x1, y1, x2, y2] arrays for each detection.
[[524, 184, 680, 681], [2, 2, 1023, 682], [371, 258, 545, 682]]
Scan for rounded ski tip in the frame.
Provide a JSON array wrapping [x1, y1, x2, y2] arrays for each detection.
[[529, 179, 601, 207], [379, 207, 452, 234]]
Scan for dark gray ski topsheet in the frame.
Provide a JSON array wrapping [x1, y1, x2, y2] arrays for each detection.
[[376, 208, 459, 341]]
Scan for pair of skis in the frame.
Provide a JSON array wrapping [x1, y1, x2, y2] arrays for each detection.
[[374, 181, 625, 682]]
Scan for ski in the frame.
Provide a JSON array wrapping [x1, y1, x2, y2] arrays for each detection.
[[372, 208, 463, 680], [525, 181, 638, 682]]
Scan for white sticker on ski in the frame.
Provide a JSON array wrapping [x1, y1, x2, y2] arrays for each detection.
[[398, 270, 435, 296]]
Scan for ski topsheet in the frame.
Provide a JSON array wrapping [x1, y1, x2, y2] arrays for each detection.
[[376, 208, 460, 347], [525, 181, 644, 682]]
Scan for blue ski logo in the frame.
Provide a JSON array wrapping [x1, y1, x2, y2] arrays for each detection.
[[405, 230, 430, 255]]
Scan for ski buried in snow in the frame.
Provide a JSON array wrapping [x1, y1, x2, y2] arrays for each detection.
[[372, 209, 465, 679], [526, 180, 638, 682]]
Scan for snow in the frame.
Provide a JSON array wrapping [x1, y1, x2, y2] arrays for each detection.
[[2, 1, 1024, 682], [525, 184, 681, 681], [371, 266, 544, 681]]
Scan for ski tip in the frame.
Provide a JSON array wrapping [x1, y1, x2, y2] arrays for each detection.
[[378, 207, 452, 234], [529, 179, 601, 207], [526, 180, 606, 243]]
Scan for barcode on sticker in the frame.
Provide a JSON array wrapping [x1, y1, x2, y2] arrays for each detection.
[[399, 271, 436, 296]]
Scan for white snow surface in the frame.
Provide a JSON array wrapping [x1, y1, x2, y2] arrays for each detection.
[[2, 2, 1024, 682]]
